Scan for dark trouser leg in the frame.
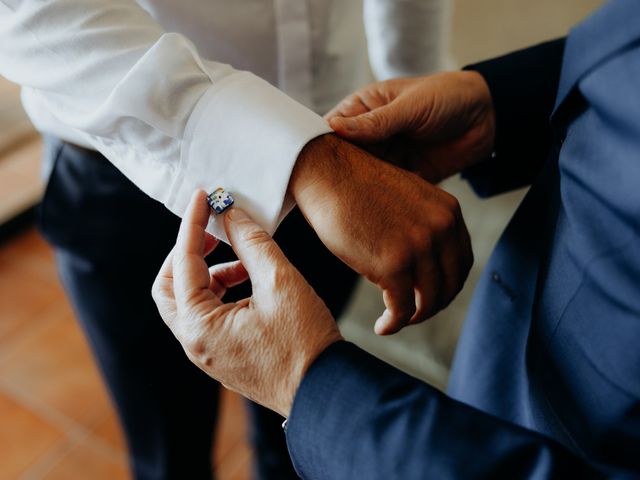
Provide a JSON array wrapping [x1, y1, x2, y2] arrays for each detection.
[[55, 248, 220, 479], [39, 140, 358, 480], [39, 142, 219, 479]]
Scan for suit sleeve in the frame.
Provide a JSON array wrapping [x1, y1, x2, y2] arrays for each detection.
[[286, 341, 605, 479], [461, 38, 566, 197]]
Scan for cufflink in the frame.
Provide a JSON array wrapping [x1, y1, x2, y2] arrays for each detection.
[[207, 188, 234, 214]]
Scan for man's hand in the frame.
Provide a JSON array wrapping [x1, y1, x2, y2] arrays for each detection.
[[325, 71, 496, 184], [289, 134, 473, 335], [152, 190, 341, 417]]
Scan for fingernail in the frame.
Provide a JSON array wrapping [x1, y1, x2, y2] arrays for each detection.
[[227, 207, 248, 222], [374, 311, 389, 335], [374, 318, 384, 335], [331, 116, 356, 132]]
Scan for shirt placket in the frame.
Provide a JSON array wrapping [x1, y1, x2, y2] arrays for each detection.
[[274, 0, 313, 109]]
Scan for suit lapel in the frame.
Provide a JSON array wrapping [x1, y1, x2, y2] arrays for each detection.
[[552, 0, 640, 117]]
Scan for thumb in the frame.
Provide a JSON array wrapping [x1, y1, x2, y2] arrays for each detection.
[[329, 101, 408, 144], [224, 208, 290, 289]]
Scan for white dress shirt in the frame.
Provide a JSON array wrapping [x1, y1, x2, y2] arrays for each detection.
[[0, 0, 448, 241]]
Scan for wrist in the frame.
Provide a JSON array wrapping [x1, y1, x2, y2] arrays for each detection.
[[288, 133, 351, 215], [279, 334, 343, 417]]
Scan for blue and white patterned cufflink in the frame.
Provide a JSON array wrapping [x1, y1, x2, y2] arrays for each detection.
[[207, 188, 234, 214]]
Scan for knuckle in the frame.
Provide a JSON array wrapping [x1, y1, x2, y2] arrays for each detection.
[[403, 222, 433, 254], [412, 229, 434, 254], [241, 227, 272, 251], [263, 263, 295, 292], [432, 208, 458, 236], [183, 330, 207, 358], [202, 355, 214, 368], [386, 248, 414, 271], [442, 190, 460, 210], [346, 93, 362, 107]]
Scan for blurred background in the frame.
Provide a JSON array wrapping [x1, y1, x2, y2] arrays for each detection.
[[0, 0, 602, 478]]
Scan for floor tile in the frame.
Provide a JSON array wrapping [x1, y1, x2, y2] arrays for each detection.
[[0, 139, 43, 224], [0, 78, 36, 155], [0, 306, 113, 429], [0, 255, 61, 350], [216, 441, 252, 480], [90, 406, 127, 453], [0, 229, 60, 288], [213, 389, 250, 468], [0, 392, 63, 480], [43, 441, 130, 480]]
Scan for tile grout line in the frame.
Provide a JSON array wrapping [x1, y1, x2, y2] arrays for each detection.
[[18, 438, 76, 480], [0, 379, 128, 470], [0, 301, 63, 365], [219, 443, 253, 480]]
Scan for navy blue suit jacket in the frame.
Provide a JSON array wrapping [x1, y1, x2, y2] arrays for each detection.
[[285, 1, 640, 478]]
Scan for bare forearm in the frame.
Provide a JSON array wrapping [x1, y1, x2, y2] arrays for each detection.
[[289, 134, 349, 207]]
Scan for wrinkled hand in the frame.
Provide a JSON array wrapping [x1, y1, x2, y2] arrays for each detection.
[[325, 71, 496, 184], [152, 190, 341, 417], [290, 134, 473, 335]]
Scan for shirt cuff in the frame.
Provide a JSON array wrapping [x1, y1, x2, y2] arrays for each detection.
[[169, 71, 332, 243]]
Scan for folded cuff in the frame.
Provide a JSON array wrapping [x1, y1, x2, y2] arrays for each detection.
[[170, 71, 331, 242]]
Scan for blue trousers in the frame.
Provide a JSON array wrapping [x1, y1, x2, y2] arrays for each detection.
[[38, 140, 357, 479]]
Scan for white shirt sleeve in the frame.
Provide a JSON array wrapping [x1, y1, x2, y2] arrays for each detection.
[[364, 0, 451, 80], [0, 0, 330, 242]]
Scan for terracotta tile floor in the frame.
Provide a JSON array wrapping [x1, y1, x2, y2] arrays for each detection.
[[0, 228, 252, 479], [0, 78, 41, 225]]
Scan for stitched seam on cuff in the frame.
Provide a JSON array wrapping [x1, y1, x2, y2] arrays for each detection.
[[168, 72, 253, 210]]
